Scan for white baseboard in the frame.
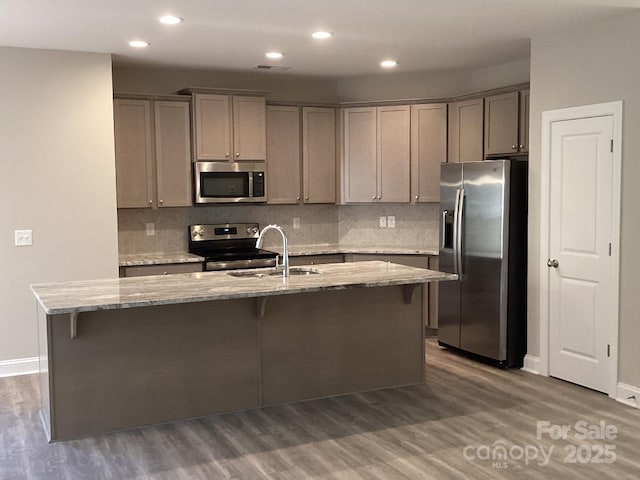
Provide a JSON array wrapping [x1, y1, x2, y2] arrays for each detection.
[[521, 354, 541, 375], [616, 382, 640, 409], [0, 357, 39, 378]]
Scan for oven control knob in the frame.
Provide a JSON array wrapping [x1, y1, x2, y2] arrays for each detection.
[[252, 227, 259, 234], [246, 227, 252, 234]]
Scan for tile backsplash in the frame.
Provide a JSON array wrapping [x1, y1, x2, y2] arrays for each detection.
[[117, 203, 439, 255]]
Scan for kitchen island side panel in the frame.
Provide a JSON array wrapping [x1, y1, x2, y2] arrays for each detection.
[[47, 300, 260, 441], [261, 286, 425, 405]]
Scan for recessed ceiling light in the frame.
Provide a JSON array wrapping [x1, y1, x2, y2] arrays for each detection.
[[265, 52, 284, 59], [380, 60, 398, 68], [312, 31, 333, 39], [129, 40, 149, 48], [158, 15, 183, 25]]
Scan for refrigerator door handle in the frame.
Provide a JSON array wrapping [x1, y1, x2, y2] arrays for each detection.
[[440, 210, 447, 248], [453, 188, 461, 275], [456, 188, 465, 276]]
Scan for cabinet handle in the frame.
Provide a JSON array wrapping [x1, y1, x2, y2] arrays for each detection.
[[235, 152, 240, 157]]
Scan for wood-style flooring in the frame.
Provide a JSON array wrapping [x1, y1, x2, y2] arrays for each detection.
[[1, 339, 639, 479]]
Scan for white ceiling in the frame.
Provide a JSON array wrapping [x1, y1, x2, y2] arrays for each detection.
[[1, 0, 639, 77]]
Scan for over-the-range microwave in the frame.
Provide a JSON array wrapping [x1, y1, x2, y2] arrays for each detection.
[[194, 161, 267, 204]]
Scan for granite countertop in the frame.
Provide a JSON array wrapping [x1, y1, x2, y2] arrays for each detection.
[[284, 244, 440, 256], [119, 252, 204, 266], [32, 261, 457, 315]]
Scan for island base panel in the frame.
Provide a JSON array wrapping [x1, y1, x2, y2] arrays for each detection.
[[40, 285, 424, 441]]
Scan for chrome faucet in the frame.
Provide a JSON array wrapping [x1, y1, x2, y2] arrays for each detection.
[[256, 224, 289, 278]]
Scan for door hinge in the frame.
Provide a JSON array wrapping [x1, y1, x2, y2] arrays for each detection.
[[610, 139, 614, 153], [607, 344, 611, 357], [609, 243, 612, 256]]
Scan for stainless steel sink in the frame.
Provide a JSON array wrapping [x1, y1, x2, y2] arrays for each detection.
[[226, 267, 320, 278]]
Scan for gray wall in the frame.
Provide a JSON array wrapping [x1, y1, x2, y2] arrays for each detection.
[[528, 12, 640, 387], [0, 47, 119, 365], [336, 58, 530, 102]]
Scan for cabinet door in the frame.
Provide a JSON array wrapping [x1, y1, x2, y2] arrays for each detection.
[[484, 92, 519, 156], [113, 99, 154, 208], [411, 104, 447, 203], [232, 96, 266, 160], [303, 107, 336, 204], [343, 108, 377, 203], [448, 98, 484, 163], [377, 105, 410, 203], [266, 106, 301, 204], [519, 89, 530, 153], [194, 94, 231, 161], [154, 101, 192, 207]]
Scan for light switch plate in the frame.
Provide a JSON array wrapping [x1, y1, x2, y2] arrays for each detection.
[[293, 217, 300, 229], [15, 229, 33, 246], [379, 216, 387, 228], [145, 223, 155, 236], [387, 216, 396, 228]]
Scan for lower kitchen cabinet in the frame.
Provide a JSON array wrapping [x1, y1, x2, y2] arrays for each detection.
[[114, 98, 192, 208], [119, 263, 203, 278], [343, 254, 437, 328], [289, 254, 344, 266]]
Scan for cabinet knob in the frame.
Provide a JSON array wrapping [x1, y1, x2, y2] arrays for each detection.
[[225, 152, 229, 158], [296, 196, 301, 201], [235, 152, 240, 157], [148, 200, 152, 205], [305, 196, 309, 201], [512, 145, 517, 150], [519, 144, 524, 149], [159, 199, 164, 204], [415, 195, 419, 200], [378, 195, 382, 200], [372, 196, 376, 200]]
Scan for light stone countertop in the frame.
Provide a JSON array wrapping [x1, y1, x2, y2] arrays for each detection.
[[118, 252, 205, 266], [32, 261, 457, 315]]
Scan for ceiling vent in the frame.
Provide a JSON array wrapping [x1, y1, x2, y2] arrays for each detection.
[[252, 64, 291, 72]]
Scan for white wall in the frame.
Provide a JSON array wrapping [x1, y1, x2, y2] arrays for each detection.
[[0, 47, 119, 371], [528, 12, 640, 387]]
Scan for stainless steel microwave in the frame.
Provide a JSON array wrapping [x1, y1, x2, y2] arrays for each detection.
[[194, 161, 267, 204]]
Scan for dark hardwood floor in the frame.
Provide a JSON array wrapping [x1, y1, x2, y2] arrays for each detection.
[[2, 339, 639, 479]]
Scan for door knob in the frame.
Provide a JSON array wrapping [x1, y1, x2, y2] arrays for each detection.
[[547, 259, 559, 268]]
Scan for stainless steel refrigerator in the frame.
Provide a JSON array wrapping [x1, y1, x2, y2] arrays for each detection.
[[438, 159, 527, 367]]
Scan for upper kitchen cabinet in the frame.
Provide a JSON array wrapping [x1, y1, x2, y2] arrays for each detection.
[[267, 106, 336, 205], [411, 103, 447, 203], [193, 94, 266, 161], [114, 98, 191, 209], [448, 98, 484, 163], [266, 105, 301, 204], [343, 106, 410, 203], [519, 89, 530, 153], [302, 107, 336, 204], [484, 90, 530, 156]]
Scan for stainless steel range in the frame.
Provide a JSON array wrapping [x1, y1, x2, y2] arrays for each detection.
[[188, 223, 278, 271]]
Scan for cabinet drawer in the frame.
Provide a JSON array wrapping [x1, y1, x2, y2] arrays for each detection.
[[120, 263, 203, 277]]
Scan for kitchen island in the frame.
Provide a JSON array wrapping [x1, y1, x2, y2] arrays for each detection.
[[32, 261, 456, 441]]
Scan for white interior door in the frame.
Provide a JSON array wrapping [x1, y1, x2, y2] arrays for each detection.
[[548, 115, 614, 393]]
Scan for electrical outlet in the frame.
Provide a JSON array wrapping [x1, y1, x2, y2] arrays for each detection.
[[379, 216, 387, 228], [387, 216, 396, 228], [14, 229, 33, 246], [293, 217, 301, 229], [145, 223, 156, 236]]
